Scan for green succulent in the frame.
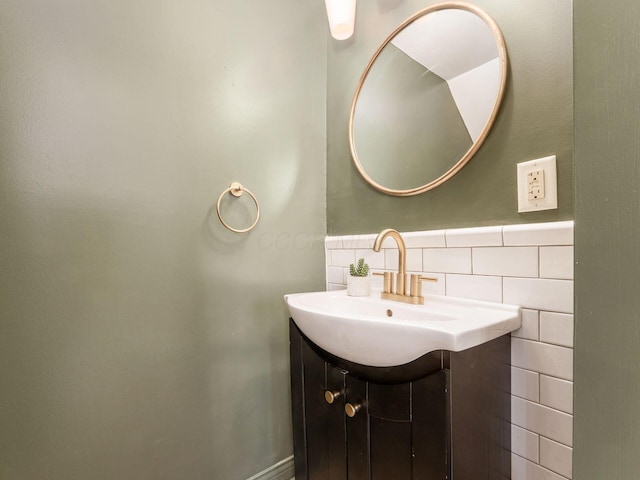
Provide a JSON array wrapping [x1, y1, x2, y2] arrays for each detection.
[[349, 258, 370, 277]]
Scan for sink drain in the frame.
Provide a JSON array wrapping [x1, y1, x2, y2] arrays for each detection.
[[386, 309, 393, 317]]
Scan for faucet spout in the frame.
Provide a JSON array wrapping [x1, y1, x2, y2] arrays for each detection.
[[373, 228, 406, 274], [373, 229, 407, 295]]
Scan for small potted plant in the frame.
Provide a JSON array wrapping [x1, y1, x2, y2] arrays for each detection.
[[347, 258, 371, 297]]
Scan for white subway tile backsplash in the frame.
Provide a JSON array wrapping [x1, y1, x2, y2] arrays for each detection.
[[512, 424, 540, 463], [406, 249, 423, 271], [424, 248, 472, 274], [512, 454, 568, 480], [330, 249, 355, 267], [540, 246, 574, 279], [380, 236, 400, 249], [445, 225, 503, 247], [540, 437, 573, 479], [324, 221, 574, 476], [384, 248, 422, 271], [342, 234, 374, 249], [512, 396, 573, 446], [503, 277, 574, 313], [473, 247, 539, 277], [511, 338, 573, 381], [512, 366, 540, 402], [371, 274, 384, 290], [422, 272, 446, 295], [356, 249, 385, 270], [446, 274, 502, 303], [404, 230, 446, 248], [325, 236, 343, 249], [512, 309, 540, 341], [540, 375, 573, 414], [540, 312, 574, 347], [327, 266, 345, 285], [503, 221, 574, 246], [384, 249, 398, 270]]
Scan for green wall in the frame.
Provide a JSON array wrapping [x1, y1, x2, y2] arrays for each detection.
[[327, 0, 573, 234], [574, 0, 640, 478], [0, 1, 326, 479]]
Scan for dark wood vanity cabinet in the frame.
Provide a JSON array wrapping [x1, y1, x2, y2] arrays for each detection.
[[289, 319, 510, 480]]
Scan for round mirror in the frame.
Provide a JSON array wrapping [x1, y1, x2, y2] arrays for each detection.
[[349, 2, 508, 196]]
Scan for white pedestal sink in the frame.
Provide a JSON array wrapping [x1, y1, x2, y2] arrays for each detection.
[[285, 289, 521, 367]]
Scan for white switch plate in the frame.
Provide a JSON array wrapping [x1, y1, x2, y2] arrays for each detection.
[[517, 155, 557, 213]]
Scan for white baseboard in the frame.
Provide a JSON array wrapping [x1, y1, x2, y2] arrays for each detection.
[[245, 455, 294, 480]]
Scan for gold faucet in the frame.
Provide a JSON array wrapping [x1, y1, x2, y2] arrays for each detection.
[[373, 228, 437, 305]]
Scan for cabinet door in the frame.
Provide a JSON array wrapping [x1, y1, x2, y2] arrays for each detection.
[[326, 364, 348, 479], [412, 370, 450, 479], [368, 382, 413, 480], [345, 375, 368, 480], [302, 341, 347, 480], [345, 380, 415, 480]]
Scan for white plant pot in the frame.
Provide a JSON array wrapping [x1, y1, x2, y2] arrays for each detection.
[[347, 275, 371, 297]]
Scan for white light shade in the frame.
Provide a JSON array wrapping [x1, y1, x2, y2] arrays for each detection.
[[325, 0, 356, 40]]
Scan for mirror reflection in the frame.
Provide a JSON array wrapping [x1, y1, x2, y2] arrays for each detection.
[[349, 3, 507, 196]]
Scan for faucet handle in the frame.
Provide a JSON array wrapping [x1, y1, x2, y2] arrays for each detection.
[[373, 271, 394, 293], [420, 276, 439, 282], [410, 274, 439, 298]]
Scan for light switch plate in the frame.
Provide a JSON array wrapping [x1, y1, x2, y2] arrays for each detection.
[[517, 155, 557, 213]]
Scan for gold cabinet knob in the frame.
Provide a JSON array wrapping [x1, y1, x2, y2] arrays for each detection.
[[324, 390, 342, 404], [345, 403, 362, 418]]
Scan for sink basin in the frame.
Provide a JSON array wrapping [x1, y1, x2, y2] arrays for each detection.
[[284, 290, 521, 367]]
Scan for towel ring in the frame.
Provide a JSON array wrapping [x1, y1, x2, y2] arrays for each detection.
[[216, 182, 260, 233]]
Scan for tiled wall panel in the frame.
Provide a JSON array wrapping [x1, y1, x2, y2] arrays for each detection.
[[325, 221, 574, 479]]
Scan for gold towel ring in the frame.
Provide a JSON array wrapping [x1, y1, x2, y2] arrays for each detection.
[[216, 182, 260, 233]]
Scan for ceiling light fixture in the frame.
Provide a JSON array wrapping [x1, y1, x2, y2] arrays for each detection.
[[324, 0, 356, 40]]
